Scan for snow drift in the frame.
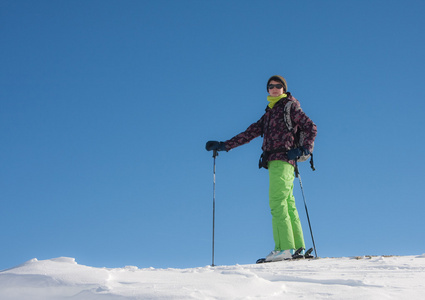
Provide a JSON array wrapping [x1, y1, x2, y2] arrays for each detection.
[[1, 255, 424, 299]]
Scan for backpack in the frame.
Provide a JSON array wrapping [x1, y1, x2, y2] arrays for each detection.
[[283, 100, 314, 163]]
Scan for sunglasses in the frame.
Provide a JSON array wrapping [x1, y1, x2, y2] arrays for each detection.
[[268, 84, 284, 90]]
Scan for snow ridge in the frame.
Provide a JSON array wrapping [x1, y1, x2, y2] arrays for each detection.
[[0, 255, 424, 299]]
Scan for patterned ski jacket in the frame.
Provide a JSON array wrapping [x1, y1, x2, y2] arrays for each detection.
[[224, 93, 317, 167]]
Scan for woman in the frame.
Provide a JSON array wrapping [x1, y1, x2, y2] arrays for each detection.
[[206, 75, 317, 262]]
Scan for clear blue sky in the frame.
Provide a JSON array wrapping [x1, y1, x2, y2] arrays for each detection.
[[1, 0, 425, 270]]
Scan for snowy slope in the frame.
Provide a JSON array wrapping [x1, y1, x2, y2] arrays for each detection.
[[0, 255, 424, 299]]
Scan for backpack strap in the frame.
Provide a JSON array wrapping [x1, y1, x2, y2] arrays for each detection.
[[283, 100, 294, 133]]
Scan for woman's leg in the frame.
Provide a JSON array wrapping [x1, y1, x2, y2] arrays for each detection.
[[268, 160, 304, 251]]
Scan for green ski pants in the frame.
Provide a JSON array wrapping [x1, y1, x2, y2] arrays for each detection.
[[268, 160, 305, 251]]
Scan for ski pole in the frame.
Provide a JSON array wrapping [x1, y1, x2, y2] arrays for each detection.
[[211, 149, 218, 266], [295, 161, 318, 258]]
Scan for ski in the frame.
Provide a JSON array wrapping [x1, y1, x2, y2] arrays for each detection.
[[304, 247, 314, 259], [291, 247, 305, 259], [256, 258, 267, 264], [256, 247, 314, 264]]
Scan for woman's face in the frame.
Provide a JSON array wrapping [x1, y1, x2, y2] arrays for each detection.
[[267, 80, 285, 97]]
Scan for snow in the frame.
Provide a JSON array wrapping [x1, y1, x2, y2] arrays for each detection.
[[1, 255, 425, 299]]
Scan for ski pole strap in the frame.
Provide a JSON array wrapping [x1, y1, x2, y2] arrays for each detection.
[[309, 153, 315, 171], [294, 160, 299, 178]]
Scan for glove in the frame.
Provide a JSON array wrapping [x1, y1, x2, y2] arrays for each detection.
[[205, 141, 227, 152], [287, 147, 310, 160]]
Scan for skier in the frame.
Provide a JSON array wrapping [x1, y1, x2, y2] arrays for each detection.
[[206, 75, 317, 262]]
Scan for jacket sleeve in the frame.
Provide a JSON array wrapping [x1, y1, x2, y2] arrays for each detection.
[[290, 101, 317, 153], [224, 116, 264, 151]]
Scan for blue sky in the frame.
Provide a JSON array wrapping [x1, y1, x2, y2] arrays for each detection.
[[1, 0, 425, 270]]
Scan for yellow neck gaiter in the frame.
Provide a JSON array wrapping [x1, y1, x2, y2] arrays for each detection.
[[267, 94, 287, 109]]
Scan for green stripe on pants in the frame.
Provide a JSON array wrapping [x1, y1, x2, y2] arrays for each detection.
[[268, 160, 305, 251]]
